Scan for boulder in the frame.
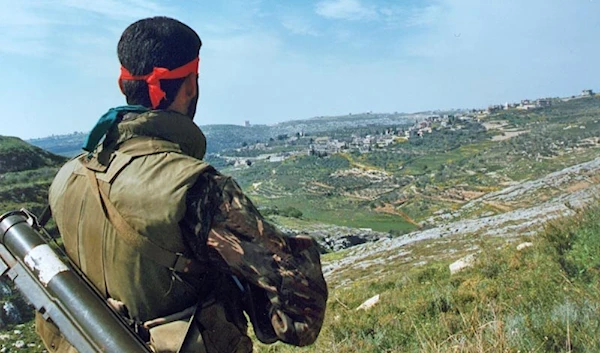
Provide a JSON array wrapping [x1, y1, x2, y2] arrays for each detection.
[[449, 254, 476, 275]]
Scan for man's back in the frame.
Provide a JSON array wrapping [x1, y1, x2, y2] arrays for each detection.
[[49, 110, 210, 322]]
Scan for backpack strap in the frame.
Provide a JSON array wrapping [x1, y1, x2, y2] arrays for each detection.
[[38, 205, 52, 228], [84, 167, 206, 275]]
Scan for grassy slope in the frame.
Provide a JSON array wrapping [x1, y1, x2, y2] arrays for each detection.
[[6, 203, 600, 351], [234, 154, 418, 234], [255, 202, 600, 353], [0, 138, 64, 351], [253, 194, 416, 233], [0, 136, 66, 215], [0, 136, 66, 174]]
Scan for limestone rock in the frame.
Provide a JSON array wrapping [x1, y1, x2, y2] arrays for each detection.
[[516, 242, 534, 251], [449, 254, 476, 275], [356, 294, 380, 311], [281, 225, 391, 252]]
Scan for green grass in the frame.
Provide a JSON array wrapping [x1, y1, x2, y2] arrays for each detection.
[[252, 195, 416, 234], [254, 202, 600, 353], [0, 322, 45, 352], [0, 182, 52, 216], [399, 144, 481, 176], [0, 167, 59, 189]]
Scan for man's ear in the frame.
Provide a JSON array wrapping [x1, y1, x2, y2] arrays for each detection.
[[184, 73, 197, 99], [167, 73, 198, 115]]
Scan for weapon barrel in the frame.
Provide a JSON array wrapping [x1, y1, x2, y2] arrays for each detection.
[[0, 210, 150, 353]]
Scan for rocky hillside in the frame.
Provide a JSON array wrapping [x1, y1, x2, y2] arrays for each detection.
[[254, 155, 600, 353], [266, 155, 600, 281], [321, 156, 600, 282]]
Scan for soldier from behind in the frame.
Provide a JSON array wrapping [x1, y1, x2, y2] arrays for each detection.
[[38, 16, 327, 353]]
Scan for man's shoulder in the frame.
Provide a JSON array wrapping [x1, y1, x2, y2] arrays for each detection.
[[52, 154, 84, 179]]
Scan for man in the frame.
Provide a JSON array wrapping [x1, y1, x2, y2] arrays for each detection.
[[38, 16, 327, 353]]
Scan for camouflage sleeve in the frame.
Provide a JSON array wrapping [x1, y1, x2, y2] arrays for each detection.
[[185, 171, 328, 346]]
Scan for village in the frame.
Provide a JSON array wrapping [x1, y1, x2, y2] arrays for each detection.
[[217, 89, 596, 168]]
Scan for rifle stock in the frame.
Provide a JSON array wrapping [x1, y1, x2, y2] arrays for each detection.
[[0, 209, 150, 353]]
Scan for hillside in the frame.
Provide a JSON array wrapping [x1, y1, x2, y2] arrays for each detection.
[[248, 96, 600, 352], [256, 198, 600, 352], [0, 136, 66, 217], [0, 136, 66, 174], [0, 137, 67, 352], [248, 106, 600, 351], [221, 96, 600, 235]]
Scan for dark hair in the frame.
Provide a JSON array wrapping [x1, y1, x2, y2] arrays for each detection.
[[117, 17, 201, 109]]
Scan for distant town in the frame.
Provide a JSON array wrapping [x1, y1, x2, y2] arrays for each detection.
[[220, 89, 597, 168]]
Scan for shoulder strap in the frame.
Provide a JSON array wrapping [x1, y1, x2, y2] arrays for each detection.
[[38, 205, 52, 228], [84, 167, 207, 275]]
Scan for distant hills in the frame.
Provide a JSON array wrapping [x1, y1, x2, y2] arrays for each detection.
[[28, 112, 421, 157], [27, 132, 88, 158]]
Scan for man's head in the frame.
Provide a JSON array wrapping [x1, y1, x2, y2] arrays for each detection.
[[117, 17, 201, 118]]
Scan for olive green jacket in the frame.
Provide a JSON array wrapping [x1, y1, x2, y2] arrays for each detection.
[[49, 110, 209, 321], [47, 109, 328, 350]]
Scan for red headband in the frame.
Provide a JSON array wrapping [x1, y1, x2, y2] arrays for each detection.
[[118, 57, 200, 109]]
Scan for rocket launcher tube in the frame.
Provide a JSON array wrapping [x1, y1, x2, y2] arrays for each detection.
[[0, 210, 151, 353]]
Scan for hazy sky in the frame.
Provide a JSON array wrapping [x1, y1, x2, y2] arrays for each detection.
[[2, 0, 599, 139]]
